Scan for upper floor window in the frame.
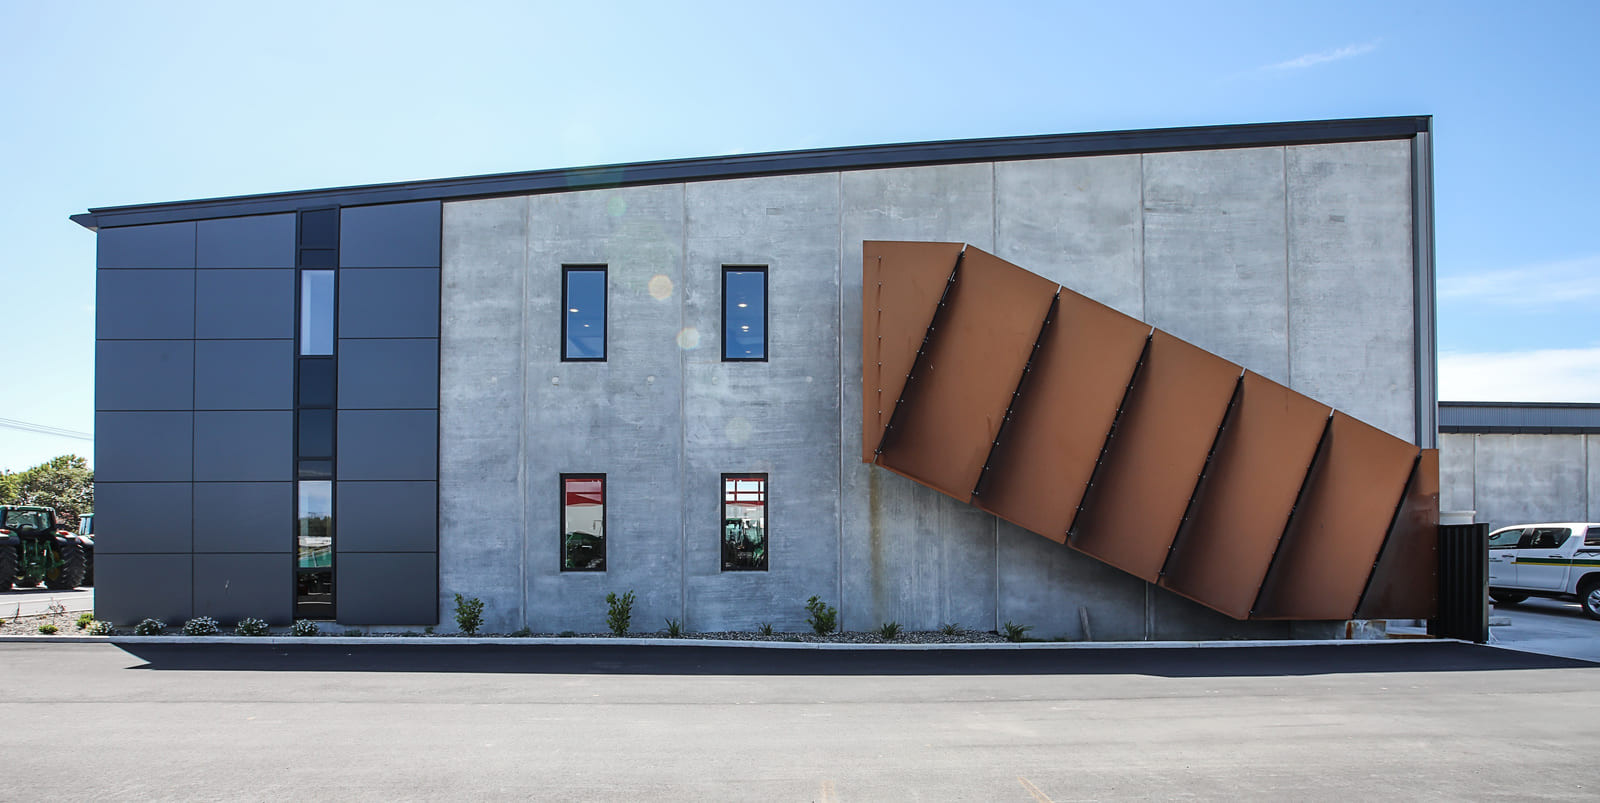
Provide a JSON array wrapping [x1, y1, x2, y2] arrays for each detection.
[[723, 266, 767, 361], [722, 473, 768, 571], [300, 270, 335, 355], [563, 266, 606, 361], [562, 474, 606, 571]]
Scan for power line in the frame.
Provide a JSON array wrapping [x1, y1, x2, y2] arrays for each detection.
[[0, 417, 93, 441]]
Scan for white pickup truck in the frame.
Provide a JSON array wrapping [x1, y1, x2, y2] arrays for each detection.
[[1487, 522, 1600, 619]]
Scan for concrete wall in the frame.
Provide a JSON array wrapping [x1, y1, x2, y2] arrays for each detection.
[[1439, 432, 1595, 530], [440, 138, 1419, 638]]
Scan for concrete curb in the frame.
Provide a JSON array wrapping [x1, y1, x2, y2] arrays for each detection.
[[0, 634, 1458, 649]]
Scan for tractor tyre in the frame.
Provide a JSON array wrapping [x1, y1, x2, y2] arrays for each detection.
[[83, 551, 94, 587], [0, 545, 15, 591], [44, 540, 87, 590]]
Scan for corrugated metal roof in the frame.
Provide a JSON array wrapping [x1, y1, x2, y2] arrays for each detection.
[[1438, 402, 1600, 434]]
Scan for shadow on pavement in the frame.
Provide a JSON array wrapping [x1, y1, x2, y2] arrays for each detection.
[[115, 641, 1597, 678]]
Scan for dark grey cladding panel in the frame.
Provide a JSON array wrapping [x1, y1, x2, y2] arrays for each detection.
[[337, 339, 439, 409], [337, 410, 438, 481], [195, 269, 296, 339], [195, 340, 294, 410], [97, 221, 195, 268], [194, 411, 293, 481], [95, 554, 192, 626], [95, 411, 192, 482], [93, 482, 193, 554], [196, 214, 296, 268], [193, 482, 292, 553], [194, 554, 293, 625], [95, 340, 193, 411], [96, 269, 194, 339], [335, 552, 438, 625], [338, 269, 440, 338], [339, 201, 441, 268], [337, 481, 437, 552]]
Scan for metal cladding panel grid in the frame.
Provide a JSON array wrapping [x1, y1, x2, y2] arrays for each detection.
[[1356, 449, 1440, 620], [1159, 372, 1330, 618], [861, 241, 965, 461]]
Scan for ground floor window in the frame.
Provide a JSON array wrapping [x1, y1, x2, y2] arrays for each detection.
[[562, 474, 606, 571], [296, 480, 334, 618], [722, 474, 767, 571]]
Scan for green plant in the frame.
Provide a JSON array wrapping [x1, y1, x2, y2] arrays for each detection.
[[290, 619, 320, 637], [343, 628, 364, 637], [510, 627, 533, 638], [75, 611, 94, 630], [758, 622, 775, 637], [1001, 621, 1032, 642], [605, 590, 635, 636], [182, 616, 220, 636], [234, 617, 270, 637], [559, 630, 577, 638], [664, 618, 683, 638], [454, 593, 485, 635], [87, 620, 115, 636], [38, 623, 57, 635], [940, 622, 962, 636], [424, 626, 435, 635], [804, 596, 838, 635], [877, 621, 902, 640], [133, 618, 165, 636]]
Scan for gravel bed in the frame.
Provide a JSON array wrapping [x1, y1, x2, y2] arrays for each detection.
[[1, 610, 92, 636]]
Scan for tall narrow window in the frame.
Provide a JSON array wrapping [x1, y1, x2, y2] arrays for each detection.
[[296, 480, 334, 618], [723, 266, 767, 361], [562, 266, 606, 361], [300, 270, 335, 355], [561, 474, 606, 571], [721, 474, 768, 571]]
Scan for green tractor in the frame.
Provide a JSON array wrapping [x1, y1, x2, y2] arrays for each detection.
[[1, 505, 91, 591]]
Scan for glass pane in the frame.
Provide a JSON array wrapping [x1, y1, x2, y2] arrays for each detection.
[[297, 481, 333, 569], [295, 570, 334, 620], [722, 475, 767, 571], [1488, 528, 1523, 549], [562, 476, 606, 571], [563, 268, 606, 360], [300, 209, 338, 249], [297, 459, 333, 479], [298, 409, 334, 458], [299, 358, 335, 407], [300, 270, 335, 356], [723, 269, 766, 360]]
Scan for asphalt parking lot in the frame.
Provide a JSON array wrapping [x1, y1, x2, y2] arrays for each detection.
[[1491, 596, 1600, 662]]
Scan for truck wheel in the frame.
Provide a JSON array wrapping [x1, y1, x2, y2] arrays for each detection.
[[0, 546, 15, 591], [43, 541, 87, 590], [1490, 591, 1528, 605], [1580, 579, 1600, 621]]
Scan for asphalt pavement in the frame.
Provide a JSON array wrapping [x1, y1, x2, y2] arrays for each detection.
[[1490, 596, 1600, 662], [0, 585, 92, 617]]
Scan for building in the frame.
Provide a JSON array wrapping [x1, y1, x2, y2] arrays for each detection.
[[1439, 401, 1600, 531], [76, 115, 1439, 639]]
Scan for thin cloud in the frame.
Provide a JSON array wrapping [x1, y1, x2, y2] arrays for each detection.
[[1440, 254, 1600, 306], [1440, 347, 1600, 402], [1265, 41, 1378, 71]]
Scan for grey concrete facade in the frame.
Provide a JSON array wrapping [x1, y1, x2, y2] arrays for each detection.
[[1439, 432, 1598, 530]]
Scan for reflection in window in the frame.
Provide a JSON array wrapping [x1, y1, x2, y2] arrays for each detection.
[[1488, 528, 1525, 550], [723, 267, 767, 361], [300, 270, 335, 356], [296, 480, 333, 619], [298, 409, 334, 458], [722, 474, 767, 571], [562, 475, 606, 571], [563, 266, 606, 361], [298, 358, 335, 407]]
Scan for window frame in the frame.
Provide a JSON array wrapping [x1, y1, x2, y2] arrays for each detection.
[[560, 473, 607, 572], [721, 265, 768, 363], [561, 265, 608, 362], [294, 479, 335, 620], [720, 472, 769, 572]]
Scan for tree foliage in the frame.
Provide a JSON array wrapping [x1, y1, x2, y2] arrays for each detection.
[[1, 455, 94, 529]]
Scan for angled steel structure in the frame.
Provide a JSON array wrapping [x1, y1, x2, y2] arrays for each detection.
[[863, 241, 1439, 621]]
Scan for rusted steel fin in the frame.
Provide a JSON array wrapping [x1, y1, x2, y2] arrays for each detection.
[[861, 241, 965, 462], [1158, 374, 1245, 577], [875, 246, 1059, 501], [1069, 331, 1241, 582], [1066, 331, 1153, 540], [973, 290, 1061, 501], [1251, 412, 1419, 620], [1160, 373, 1332, 619], [1355, 449, 1439, 620], [977, 289, 1152, 542], [869, 245, 964, 461]]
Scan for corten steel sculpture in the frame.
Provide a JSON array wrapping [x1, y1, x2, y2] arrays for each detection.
[[862, 242, 1439, 621]]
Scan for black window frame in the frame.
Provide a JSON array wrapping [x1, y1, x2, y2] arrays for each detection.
[[721, 265, 768, 362], [560, 473, 607, 572], [720, 472, 769, 572], [561, 265, 608, 362]]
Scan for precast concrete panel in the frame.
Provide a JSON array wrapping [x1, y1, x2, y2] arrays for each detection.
[[96, 269, 194, 339], [95, 411, 192, 482], [192, 482, 292, 553], [337, 410, 438, 481], [337, 481, 437, 553], [1590, 435, 1600, 523], [440, 196, 527, 633], [193, 340, 294, 410], [1438, 433, 1476, 514], [340, 201, 443, 268], [194, 411, 293, 482], [337, 338, 440, 409], [194, 554, 293, 624], [96, 554, 192, 625], [995, 522, 1148, 641], [1472, 434, 1587, 530], [196, 214, 296, 268], [1143, 147, 1290, 384], [95, 340, 194, 411], [336, 552, 438, 625], [338, 269, 441, 338], [683, 173, 842, 631], [97, 221, 195, 268], [1147, 586, 1306, 640], [194, 269, 296, 339], [92, 482, 193, 554], [1286, 141, 1416, 440], [995, 154, 1144, 317]]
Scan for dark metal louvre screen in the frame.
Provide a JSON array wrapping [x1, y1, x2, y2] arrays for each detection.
[[1430, 524, 1488, 643]]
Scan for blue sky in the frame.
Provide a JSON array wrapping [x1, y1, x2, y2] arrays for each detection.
[[2, 1, 1596, 470]]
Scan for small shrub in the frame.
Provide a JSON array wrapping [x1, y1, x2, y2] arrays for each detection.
[[605, 590, 635, 636], [804, 596, 838, 635], [559, 630, 578, 638], [46, 601, 67, 616], [343, 628, 364, 637], [424, 626, 435, 635], [134, 618, 166, 636], [182, 616, 220, 636], [664, 618, 683, 638], [235, 618, 270, 637], [38, 624, 58, 635], [290, 619, 320, 637], [758, 622, 775, 637], [87, 620, 115, 636], [76, 612, 95, 630], [877, 621, 902, 641], [940, 622, 962, 636], [454, 593, 485, 636], [510, 627, 533, 638], [1001, 621, 1032, 643]]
